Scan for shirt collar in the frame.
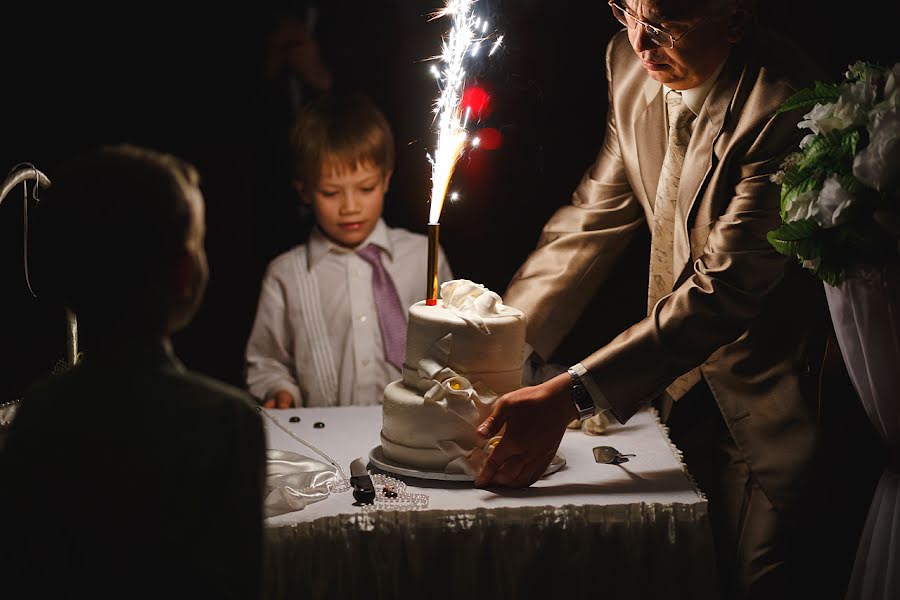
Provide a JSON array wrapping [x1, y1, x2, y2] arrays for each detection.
[[663, 57, 727, 117], [306, 218, 394, 270]]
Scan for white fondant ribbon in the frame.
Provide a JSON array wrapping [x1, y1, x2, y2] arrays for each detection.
[[413, 330, 501, 474], [424, 374, 497, 418], [417, 333, 498, 411], [423, 368, 497, 476], [440, 435, 503, 476]]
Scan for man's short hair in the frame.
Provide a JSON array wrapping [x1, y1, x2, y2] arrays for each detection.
[[290, 92, 395, 188], [40, 144, 200, 327]]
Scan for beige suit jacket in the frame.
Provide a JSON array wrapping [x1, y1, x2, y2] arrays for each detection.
[[504, 27, 827, 512]]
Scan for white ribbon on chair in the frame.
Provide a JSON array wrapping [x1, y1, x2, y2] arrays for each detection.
[[825, 264, 900, 600]]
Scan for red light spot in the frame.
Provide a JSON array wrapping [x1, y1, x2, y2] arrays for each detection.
[[461, 85, 493, 120], [475, 127, 502, 150]]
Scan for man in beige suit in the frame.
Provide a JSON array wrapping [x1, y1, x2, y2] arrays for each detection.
[[475, 0, 826, 597]]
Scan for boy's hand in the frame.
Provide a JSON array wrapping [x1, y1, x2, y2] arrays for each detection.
[[263, 390, 295, 409]]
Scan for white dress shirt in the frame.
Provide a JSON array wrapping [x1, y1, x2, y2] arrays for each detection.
[[246, 219, 454, 407]]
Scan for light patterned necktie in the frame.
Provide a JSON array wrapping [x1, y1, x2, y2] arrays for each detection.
[[648, 90, 701, 408], [357, 244, 407, 370]]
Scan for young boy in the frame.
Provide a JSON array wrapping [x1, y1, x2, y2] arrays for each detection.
[[0, 145, 266, 598], [246, 92, 453, 408]]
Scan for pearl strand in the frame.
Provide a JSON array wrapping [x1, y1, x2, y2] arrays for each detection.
[[360, 473, 430, 511]]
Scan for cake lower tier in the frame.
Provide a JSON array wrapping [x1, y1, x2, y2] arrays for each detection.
[[380, 379, 494, 474]]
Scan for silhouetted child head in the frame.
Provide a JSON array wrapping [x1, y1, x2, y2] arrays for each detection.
[[40, 144, 208, 340], [290, 92, 395, 248]]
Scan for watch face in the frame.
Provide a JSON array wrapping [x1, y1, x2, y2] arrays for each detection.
[[573, 383, 593, 411], [568, 370, 594, 420]]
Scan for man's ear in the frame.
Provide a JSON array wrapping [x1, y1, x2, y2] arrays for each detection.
[[293, 180, 311, 204], [381, 170, 393, 194]]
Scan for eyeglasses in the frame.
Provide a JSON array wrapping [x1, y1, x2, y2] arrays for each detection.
[[608, 1, 699, 49]]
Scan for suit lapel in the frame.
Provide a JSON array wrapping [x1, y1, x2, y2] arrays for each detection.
[[672, 56, 742, 282], [634, 78, 665, 209]]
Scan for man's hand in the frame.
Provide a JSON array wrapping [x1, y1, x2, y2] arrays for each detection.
[[263, 390, 295, 409], [474, 372, 578, 488]]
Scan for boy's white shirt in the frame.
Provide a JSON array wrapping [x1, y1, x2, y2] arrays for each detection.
[[246, 218, 454, 407]]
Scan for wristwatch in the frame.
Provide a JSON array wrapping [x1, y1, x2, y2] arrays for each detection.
[[567, 368, 596, 422]]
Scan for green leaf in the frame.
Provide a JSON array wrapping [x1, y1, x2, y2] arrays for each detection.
[[779, 172, 819, 219], [842, 130, 861, 157], [801, 131, 845, 168], [777, 82, 841, 115], [781, 168, 814, 192], [815, 263, 845, 286], [767, 220, 819, 258]]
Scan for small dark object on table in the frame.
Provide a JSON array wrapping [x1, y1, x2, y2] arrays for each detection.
[[349, 456, 376, 505]]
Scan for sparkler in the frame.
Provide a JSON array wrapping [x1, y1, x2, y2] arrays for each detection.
[[425, 0, 502, 305]]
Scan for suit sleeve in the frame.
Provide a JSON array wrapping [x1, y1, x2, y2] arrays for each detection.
[[582, 108, 803, 421], [503, 40, 645, 361], [245, 265, 303, 404]]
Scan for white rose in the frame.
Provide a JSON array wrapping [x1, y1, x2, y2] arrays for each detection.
[[853, 107, 900, 191], [836, 80, 874, 122], [799, 103, 836, 135], [784, 188, 818, 222], [799, 82, 872, 135], [864, 64, 899, 127], [810, 175, 856, 228], [882, 64, 900, 106], [870, 74, 900, 124]]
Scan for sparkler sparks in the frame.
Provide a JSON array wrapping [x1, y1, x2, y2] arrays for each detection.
[[426, 0, 502, 224]]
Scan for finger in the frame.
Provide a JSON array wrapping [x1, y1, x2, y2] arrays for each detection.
[[476, 398, 510, 438], [524, 451, 557, 487], [277, 394, 293, 409], [493, 454, 529, 487], [475, 439, 517, 488], [522, 464, 545, 488], [262, 398, 276, 409], [475, 452, 502, 488]]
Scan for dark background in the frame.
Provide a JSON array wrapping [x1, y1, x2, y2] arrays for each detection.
[[0, 2, 893, 595], [2, 0, 893, 389]]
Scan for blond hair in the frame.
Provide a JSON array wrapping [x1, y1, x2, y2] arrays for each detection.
[[290, 92, 395, 188]]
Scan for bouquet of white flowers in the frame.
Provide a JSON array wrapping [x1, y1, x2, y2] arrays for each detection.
[[771, 62, 900, 600], [767, 61, 900, 285]]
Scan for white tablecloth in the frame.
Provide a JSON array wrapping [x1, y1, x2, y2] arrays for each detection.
[[262, 406, 718, 599]]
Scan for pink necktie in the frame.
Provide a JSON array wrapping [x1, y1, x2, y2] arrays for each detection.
[[357, 244, 407, 370]]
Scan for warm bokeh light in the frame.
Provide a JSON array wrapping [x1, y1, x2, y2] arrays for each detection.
[[461, 85, 493, 121], [474, 127, 502, 150]]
